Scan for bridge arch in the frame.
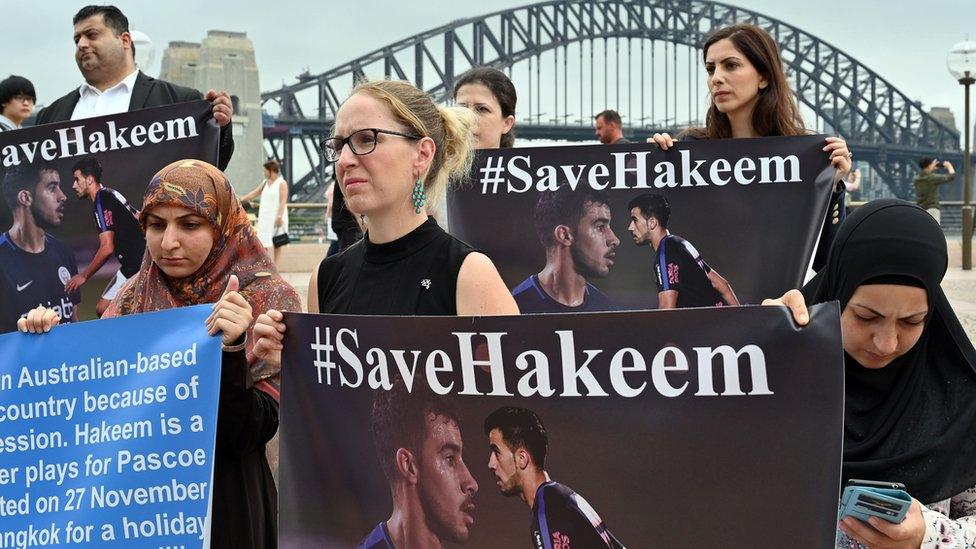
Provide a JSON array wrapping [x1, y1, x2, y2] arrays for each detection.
[[262, 0, 960, 200]]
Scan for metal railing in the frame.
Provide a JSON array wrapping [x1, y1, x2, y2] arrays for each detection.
[[247, 202, 329, 242]]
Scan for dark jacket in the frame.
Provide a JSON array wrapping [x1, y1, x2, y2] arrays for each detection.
[[212, 347, 279, 549], [36, 71, 234, 171]]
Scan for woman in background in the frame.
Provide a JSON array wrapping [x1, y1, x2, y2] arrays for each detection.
[[241, 159, 290, 264], [453, 66, 517, 150], [0, 75, 36, 131]]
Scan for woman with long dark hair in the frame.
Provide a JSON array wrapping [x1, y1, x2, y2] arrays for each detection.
[[650, 24, 851, 265]]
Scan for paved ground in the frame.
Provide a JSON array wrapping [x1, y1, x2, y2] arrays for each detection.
[[281, 268, 976, 342], [942, 268, 976, 341]]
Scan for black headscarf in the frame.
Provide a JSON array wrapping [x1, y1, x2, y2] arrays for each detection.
[[802, 199, 976, 503]]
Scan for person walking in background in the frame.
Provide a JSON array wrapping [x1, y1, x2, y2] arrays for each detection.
[[913, 157, 956, 226], [0, 75, 36, 131], [241, 160, 289, 265]]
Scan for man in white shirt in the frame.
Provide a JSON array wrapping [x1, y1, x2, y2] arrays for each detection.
[[36, 5, 235, 170]]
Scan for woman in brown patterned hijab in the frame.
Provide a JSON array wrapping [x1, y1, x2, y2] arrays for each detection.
[[17, 159, 297, 547], [105, 158, 300, 548], [104, 158, 301, 398]]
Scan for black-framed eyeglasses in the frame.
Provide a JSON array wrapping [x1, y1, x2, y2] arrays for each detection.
[[320, 128, 423, 162]]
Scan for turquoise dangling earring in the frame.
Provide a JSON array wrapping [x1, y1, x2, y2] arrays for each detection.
[[411, 178, 427, 214]]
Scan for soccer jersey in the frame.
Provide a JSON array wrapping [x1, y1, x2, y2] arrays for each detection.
[[512, 275, 613, 314], [653, 234, 724, 308], [358, 522, 394, 549], [0, 232, 80, 333], [92, 187, 145, 277], [531, 481, 624, 549]]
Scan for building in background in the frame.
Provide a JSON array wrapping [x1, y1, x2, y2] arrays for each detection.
[[160, 31, 264, 196], [928, 107, 958, 133]]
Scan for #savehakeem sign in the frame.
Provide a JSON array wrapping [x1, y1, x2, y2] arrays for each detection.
[[0, 101, 220, 332], [279, 304, 844, 548], [448, 136, 836, 311], [0, 304, 220, 548]]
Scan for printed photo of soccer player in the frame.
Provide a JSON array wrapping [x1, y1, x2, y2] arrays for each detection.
[[512, 186, 619, 313], [68, 156, 146, 316], [627, 193, 738, 309], [0, 162, 80, 333], [359, 379, 479, 549], [484, 407, 625, 549]]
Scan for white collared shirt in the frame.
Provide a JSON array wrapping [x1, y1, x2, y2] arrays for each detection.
[[70, 69, 140, 121]]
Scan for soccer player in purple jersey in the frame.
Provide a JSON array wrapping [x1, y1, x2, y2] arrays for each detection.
[[485, 407, 625, 549]]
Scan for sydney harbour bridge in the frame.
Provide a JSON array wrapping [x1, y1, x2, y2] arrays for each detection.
[[260, 0, 963, 203]]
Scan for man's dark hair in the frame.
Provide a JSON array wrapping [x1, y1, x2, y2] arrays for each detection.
[[73, 6, 135, 59], [371, 377, 461, 482], [1, 162, 58, 210], [534, 185, 611, 248], [918, 157, 936, 170], [628, 193, 671, 229], [0, 76, 36, 108], [595, 109, 622, 125], [72, 157, 103, 184], [484, 407, 548, 469]]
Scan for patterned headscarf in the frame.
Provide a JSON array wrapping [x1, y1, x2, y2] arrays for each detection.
[[104, 159, 302, 400]]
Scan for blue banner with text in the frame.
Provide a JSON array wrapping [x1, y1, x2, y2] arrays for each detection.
[[0, 304, 220, 548]]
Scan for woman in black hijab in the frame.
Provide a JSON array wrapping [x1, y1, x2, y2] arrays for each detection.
[[798, 199, 976, 547]]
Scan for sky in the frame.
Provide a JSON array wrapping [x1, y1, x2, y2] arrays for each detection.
[[2, 0, 974, 130]]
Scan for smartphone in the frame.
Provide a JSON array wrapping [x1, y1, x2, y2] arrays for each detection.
[[847, 479, 906, 491], [839, 479, 911, 524]]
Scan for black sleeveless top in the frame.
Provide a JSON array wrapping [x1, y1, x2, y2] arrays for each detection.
[[316, 218, 476, 315]]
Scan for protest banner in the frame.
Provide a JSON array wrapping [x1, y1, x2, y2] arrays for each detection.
[[0, 101, 220, 331], [0, 304, 221, 548], [279, 304, 844, 548], [447, 136, 835, 311]]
